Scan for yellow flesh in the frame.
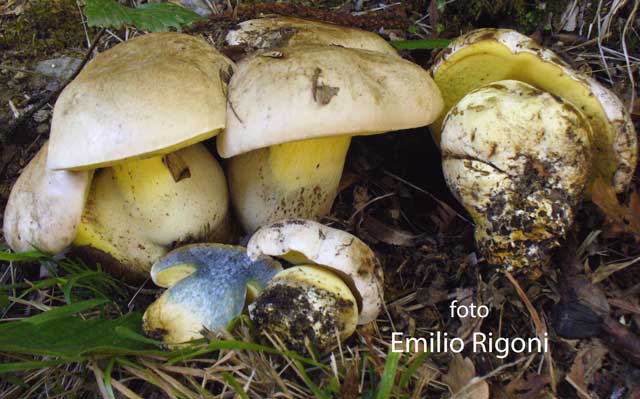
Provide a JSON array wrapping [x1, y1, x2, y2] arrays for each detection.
[[228, 135, 352, 232], [154, 264, 198, 288], [433, 41, 616, 184]]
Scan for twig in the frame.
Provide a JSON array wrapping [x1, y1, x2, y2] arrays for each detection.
[[0, 28, 105, 145], [505, 271, 556, 393]]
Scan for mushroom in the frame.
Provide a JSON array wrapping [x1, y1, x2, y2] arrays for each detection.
[[48, 32, 233, 171], [441, 80, 592, 270], [246, 219, 383, 353], [3, 142, 90, 254], [3, 33, 234, 279], [73, 144, 230, 279], [218, 44, 443, 232], [431, 28, 637, 193], [143, 244, 282, 345], [224, 17, 400, 60]]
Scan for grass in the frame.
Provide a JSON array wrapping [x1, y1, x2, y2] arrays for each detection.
[[0, 250, 434, 398]]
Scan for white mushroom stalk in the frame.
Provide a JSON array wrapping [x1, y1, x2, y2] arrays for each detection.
[[218, 44, 443, 232], [441, 80, 592, 270], [143, 244, 282, 345], [246, 219, 383, 352]]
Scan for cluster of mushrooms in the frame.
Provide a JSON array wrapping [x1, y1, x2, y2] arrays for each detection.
[[2, 18, 636, 353]]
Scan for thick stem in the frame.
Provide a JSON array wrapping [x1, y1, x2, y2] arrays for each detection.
[[228, 135, 352, 233]]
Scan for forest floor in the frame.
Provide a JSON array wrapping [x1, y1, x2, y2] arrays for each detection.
[[0, 0, 639, 398]]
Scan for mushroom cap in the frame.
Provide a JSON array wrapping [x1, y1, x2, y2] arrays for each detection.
[[431, 28, 637, 193], [250, 265, 358, 354], [217, 44, 443, 158], [48, 33, 235, 171], [73, 143, 230, 278], [225, 17, 399, 58], [246, 218, 383, 325], [441, 80, 592, 269], [3, 142, 90, 254], [143, 244, 282, 344]]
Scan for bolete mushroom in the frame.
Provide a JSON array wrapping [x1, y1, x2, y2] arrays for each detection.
[[225, 17, 400, 60], [246, 219, 383, 353], [441, 80, 593, 270], [143, 244, 282, 345], [3, 33, 234, 279], [3, 142, 90, 254], [218, 44, 443, 232], [431, 28, 637, 192]]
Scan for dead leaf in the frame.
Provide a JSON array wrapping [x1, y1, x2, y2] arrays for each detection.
[[592, 256, 640, 284], [591, 179, 640, 239], [566, 340, 608, 399], [505, 373, 551, 399], [442, 354, 490, 399], [360, 215, 429, 246], [162, 153, 191, 182]]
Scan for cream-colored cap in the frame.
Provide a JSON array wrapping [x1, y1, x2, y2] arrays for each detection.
[[225, 17, 399, 57], [48, 32, 234, 170], [3, 142, 90, 253], [217, 44, 443, 158]]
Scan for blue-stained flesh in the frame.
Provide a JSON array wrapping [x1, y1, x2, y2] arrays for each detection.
[[154, 244, 282, 332]]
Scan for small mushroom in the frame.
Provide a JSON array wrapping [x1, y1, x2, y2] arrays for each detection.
[[431, 28, 637, 192], [225, 17, 399, 60], [441, 80, 592, 270], [3, 33, 234, 279], [246, 219, 384, 353], [143, 244, 282, 345], [218, 45, 443, 232]]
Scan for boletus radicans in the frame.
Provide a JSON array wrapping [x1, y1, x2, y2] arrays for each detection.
[[431, 29, 637, 270], [218, 40, 443, 233], [3, 33, 234, 280]]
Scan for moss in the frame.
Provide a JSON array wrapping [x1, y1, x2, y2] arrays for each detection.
[[0, 0, 88, 58]]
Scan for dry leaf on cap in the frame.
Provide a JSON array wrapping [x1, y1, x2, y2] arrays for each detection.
[[442, 354, 490, 399], [566, 340, 608, 399], [591, 179, 640, 240]]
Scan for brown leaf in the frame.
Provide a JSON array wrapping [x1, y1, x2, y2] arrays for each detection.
[[360, 215, 428, 246], [591, 179, 640, 239], [442, 355, 490, 399], [566, 340, 608, 399]]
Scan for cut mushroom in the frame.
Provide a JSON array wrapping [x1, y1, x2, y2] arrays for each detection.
[[225, 17, 400, 60], [48, 32, 234, 171], [441, 80, 592, 270], [3, 33, 233, 279], [218, 44, 443, 232], [249, 265, 358, 354], [246, 219, 383, 353], [431, 28, 637, 192], [143, 244, 282, 345], [73, 144, 229, 280], [3, 142, 90, 254]]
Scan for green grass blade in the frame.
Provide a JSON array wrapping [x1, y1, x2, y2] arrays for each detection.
[[398, 352, 430, 389], [292, 359, 330, 399], [222, 372, 250, 399], [103, 357, 116, 399], [0, 359, 77, 374], [376, 350, 401, 399], [0, 250, 49, 262]]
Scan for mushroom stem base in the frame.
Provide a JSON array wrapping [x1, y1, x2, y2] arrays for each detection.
[[228, 135, 352, 233]]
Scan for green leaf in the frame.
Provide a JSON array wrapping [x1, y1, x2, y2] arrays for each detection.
[[376, 350, 401, 399], [0, 359, 74, 374], [0, 250, 49, 262], [0, 302, 153, 359], [85, 0, 203, 32], [390, 38, 451, 50], [398, 352, 430, 388]]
